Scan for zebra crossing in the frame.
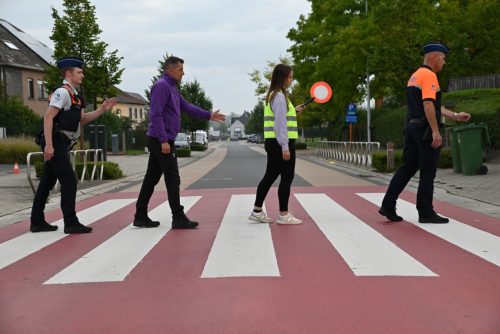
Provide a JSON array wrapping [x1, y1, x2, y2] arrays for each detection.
[[1, 191, 499, 285]]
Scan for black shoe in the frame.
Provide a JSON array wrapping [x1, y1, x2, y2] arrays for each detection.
[[172, 213, 199, 229], [378, 206, 403, 222], [419, 213, 449, 224], [30, 221, 58, 232], [133, 216, 160, 228], [64, 222, 93, 234]]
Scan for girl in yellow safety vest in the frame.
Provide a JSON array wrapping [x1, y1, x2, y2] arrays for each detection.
[[249, 64, 305, 225]]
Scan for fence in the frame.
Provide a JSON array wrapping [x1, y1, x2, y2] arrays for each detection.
[[316, 141, 380, 167], [448, 74, 500, 91], [26, 149, 104, 194]]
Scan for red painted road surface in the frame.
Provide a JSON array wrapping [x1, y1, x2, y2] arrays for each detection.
[[1, 186, 499, 334]]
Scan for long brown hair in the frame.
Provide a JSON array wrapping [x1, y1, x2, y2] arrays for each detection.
[[265, 64, 292, 105]]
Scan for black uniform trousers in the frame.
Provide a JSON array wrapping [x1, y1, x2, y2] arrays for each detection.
[[136, 136, 183, 217], [31, 133, 78, 226], [382, 122, 441, 217], [254, 139, 296, 212]]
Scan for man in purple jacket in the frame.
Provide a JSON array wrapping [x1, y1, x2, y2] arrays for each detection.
[[134, 56, 225, 229]]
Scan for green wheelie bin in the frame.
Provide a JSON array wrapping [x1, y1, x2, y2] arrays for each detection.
[[452, 123, 491, 176]]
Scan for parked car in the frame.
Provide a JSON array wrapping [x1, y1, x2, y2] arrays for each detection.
[[174, 133, 190, 148], [247, 134, 256, 142], [254, 134, 264, 144]]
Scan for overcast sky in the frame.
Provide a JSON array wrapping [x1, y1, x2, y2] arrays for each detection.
[[1, 0, 311, 115]]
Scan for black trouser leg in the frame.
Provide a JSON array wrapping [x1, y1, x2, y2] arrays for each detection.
[[31, 162, 58, 224], [416, 142, 441, 217], [254, 139, 295, 212], [31, 136, 77, 225], [136, 137, 182, 216], [382, 124, 420, 209]]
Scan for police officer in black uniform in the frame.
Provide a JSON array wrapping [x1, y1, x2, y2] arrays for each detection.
[[378, 42, 471, 224], [30, 56, 117, 233]]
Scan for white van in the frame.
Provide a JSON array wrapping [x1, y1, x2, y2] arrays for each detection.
[[194, 130, 208, 145]]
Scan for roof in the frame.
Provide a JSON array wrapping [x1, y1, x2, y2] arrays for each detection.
[[116, 89, 148, 105], [0, 19, 53, 70]]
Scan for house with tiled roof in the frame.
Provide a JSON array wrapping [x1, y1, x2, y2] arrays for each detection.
[[110, 89, 149, 126], [0, 18, 53, 116]]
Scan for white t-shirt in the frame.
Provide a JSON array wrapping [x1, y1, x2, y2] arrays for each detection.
[[49, 81, 81, 139]]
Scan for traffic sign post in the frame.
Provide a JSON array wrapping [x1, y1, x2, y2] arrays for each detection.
[[346, 103, 358, 142]]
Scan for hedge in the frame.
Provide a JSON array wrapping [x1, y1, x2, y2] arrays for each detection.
[[0, 138, 40, 164], [176, 147, 191, 157], [295, 142, 307, 150], [35, 161, 124, 180], [190, 143, 207, 151], [372, 148, 452, 173]]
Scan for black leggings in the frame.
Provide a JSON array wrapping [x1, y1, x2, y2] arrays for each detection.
[[254, 139, 295, 212]]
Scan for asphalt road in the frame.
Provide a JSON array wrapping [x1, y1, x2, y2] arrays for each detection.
[[187, 141, 310, 189]]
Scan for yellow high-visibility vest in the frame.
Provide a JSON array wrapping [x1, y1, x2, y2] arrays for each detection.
[[263, 98, 298, 139]]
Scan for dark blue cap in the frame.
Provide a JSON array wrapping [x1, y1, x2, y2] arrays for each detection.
[[423, 42, 449, 55], [56, 56, 85, 69]]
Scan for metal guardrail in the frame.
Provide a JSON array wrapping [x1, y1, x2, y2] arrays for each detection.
[[27, 149, 104, 194], [316, 141, 380, 167]]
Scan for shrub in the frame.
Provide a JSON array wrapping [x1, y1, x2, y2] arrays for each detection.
[[0, 137, 40, 164], [295, 142, 307, 150], [372, 148, 452, 172], [35, 161, 124, 180], [190, 143, 207, 151], [176, 147, 191, 157]]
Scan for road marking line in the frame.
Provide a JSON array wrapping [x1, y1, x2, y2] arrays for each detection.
[[359, 193, 500, 267], [0, 199, 136, 270], [45, 196, 201, 284], [295, 193, 436, 276], [201, 194, 279, 278]]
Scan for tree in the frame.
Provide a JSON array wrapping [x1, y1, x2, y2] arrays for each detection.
[[144, 52, 171, 104], [0, 95, 42, 137], [245, 101, 265, 135], [179, 80, 213, 133], [46, 0, 123, 106]]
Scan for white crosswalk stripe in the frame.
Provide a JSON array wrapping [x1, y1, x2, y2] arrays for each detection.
[[1, 193, 498, 282], [201, 194, 279, 278], [358, 193, 500, 267], [45, 197, 201, 284], [296, 193, 436, 276], [0, 199, 135, 270]]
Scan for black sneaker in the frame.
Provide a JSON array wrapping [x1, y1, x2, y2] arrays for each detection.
[[172, 213, 199, 229], [378, 206, 403, 222], [133, 216, 160, 228], [419, 213, 449, 224], [64, 222, 93, 234], [30, 221, 58, 232]]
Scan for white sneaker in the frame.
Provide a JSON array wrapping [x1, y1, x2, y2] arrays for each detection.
[[277, 213, 303, 225], [249, 211, 273, 223]]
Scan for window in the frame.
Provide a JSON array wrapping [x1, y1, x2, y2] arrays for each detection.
[[116, 109, 121, 116], [134, 108, 137, 119], [2, 40, 19, 50], [37, 80, 48, 99], [27, 79, 34, 98], [140, 109, 143, 119], [129, 107, 132, 118]]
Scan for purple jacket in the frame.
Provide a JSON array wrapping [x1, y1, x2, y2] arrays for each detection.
[[147, 74, 211, 143]]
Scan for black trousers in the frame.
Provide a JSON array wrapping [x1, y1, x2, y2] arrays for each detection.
[[382, 122, 441, 217], [31, 133, 78, 225], [254, 139, 296, 212], [136, 137, 183, 217]]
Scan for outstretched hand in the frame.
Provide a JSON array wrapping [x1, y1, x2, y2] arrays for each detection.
[[101, 97, 118, 112], [210, 110, 226, 123]]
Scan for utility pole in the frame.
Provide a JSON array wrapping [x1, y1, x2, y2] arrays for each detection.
[[366, 0, 371, 143]]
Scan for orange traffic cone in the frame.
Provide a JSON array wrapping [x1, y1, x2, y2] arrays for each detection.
[[13, 162, 20, 175]]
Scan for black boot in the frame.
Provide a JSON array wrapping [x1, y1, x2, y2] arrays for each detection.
[[30, 220, 58, 232], [64, 221, 92, 234], [172, 211, 199, 229], [419, 212, 449, 224], [378, 206, 403, 222], [133, 214, 160, 228]]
